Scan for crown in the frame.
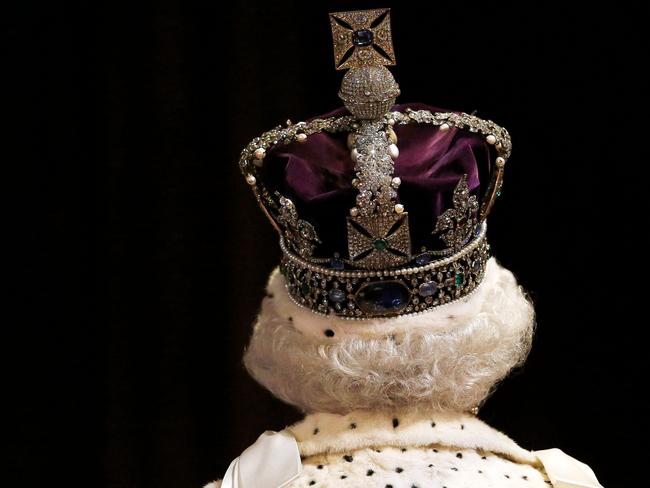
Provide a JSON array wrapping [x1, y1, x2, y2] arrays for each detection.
[[238, 9, 511, 319]]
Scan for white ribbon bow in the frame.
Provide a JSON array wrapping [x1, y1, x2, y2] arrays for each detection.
[[220, 430, 301, 488], [535, 448, 604, 488]]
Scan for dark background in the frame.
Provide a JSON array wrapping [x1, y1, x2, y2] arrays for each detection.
[[8, 1, 647, 487]]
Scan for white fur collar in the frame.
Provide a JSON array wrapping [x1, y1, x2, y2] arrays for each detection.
[[287, 408, 540, 467]]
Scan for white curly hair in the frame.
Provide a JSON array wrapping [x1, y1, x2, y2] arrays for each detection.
[[243, 257, 535, 414]]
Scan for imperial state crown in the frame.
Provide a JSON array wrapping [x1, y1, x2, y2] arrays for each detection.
[[237, 8, 510, 319]]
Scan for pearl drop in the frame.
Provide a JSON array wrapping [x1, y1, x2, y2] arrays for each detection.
[[394, 203, 405, 214], [387, 126, 398, 144], [486, 135, 497, 145], [387, 118, 396, 126], [388, 143, 399, 159], [350, 207, 359, 217], [351, 149, 360, 162], [496, 156, 506, 167], [440, 123, 450, 132], [245, 174, 256, 185], [391, 177, 401, 188], [296, 133, 307, 143], [347, 133, 356, 149], [254, 148, 266, 160]]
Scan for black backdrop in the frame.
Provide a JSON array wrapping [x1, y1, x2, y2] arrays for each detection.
[[8, 1, 648, 487]]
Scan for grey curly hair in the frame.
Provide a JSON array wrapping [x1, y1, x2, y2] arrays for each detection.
[[243, 258, 535, 414]]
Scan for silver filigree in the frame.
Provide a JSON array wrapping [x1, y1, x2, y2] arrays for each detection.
[[276, 195, 321, 258], [346, 120, 412, 268], [352, 122, 398, 215], [432, 175, 479, 252]]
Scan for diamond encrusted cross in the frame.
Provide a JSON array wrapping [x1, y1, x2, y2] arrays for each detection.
[[329, 8, 396, 70], [347, 213, 411, 269]]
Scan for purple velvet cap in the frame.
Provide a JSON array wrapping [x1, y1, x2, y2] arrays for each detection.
[[260, 103, 495, 258]]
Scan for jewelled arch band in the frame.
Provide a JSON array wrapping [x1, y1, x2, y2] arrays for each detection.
[[280, 222, 489, 319], [239, 108, 510, 225], [237, 108, 510, 319]]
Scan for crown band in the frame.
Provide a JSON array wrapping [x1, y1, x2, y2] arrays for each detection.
[[279, 222, 490, 319]]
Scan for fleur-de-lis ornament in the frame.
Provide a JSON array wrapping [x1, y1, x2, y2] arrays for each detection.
[[432, 175, 479, 252]]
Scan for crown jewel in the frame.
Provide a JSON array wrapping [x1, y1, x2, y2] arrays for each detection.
[[329, 9, 395, 70], [238, 9, 511, 319], [433, 175, 480, 254]]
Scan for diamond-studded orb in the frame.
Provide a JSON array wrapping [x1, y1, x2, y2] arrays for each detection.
[[339, 66, 400, 119]]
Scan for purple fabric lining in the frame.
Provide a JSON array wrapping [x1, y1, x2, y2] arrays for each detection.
[[261, 103, 493, 257]]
